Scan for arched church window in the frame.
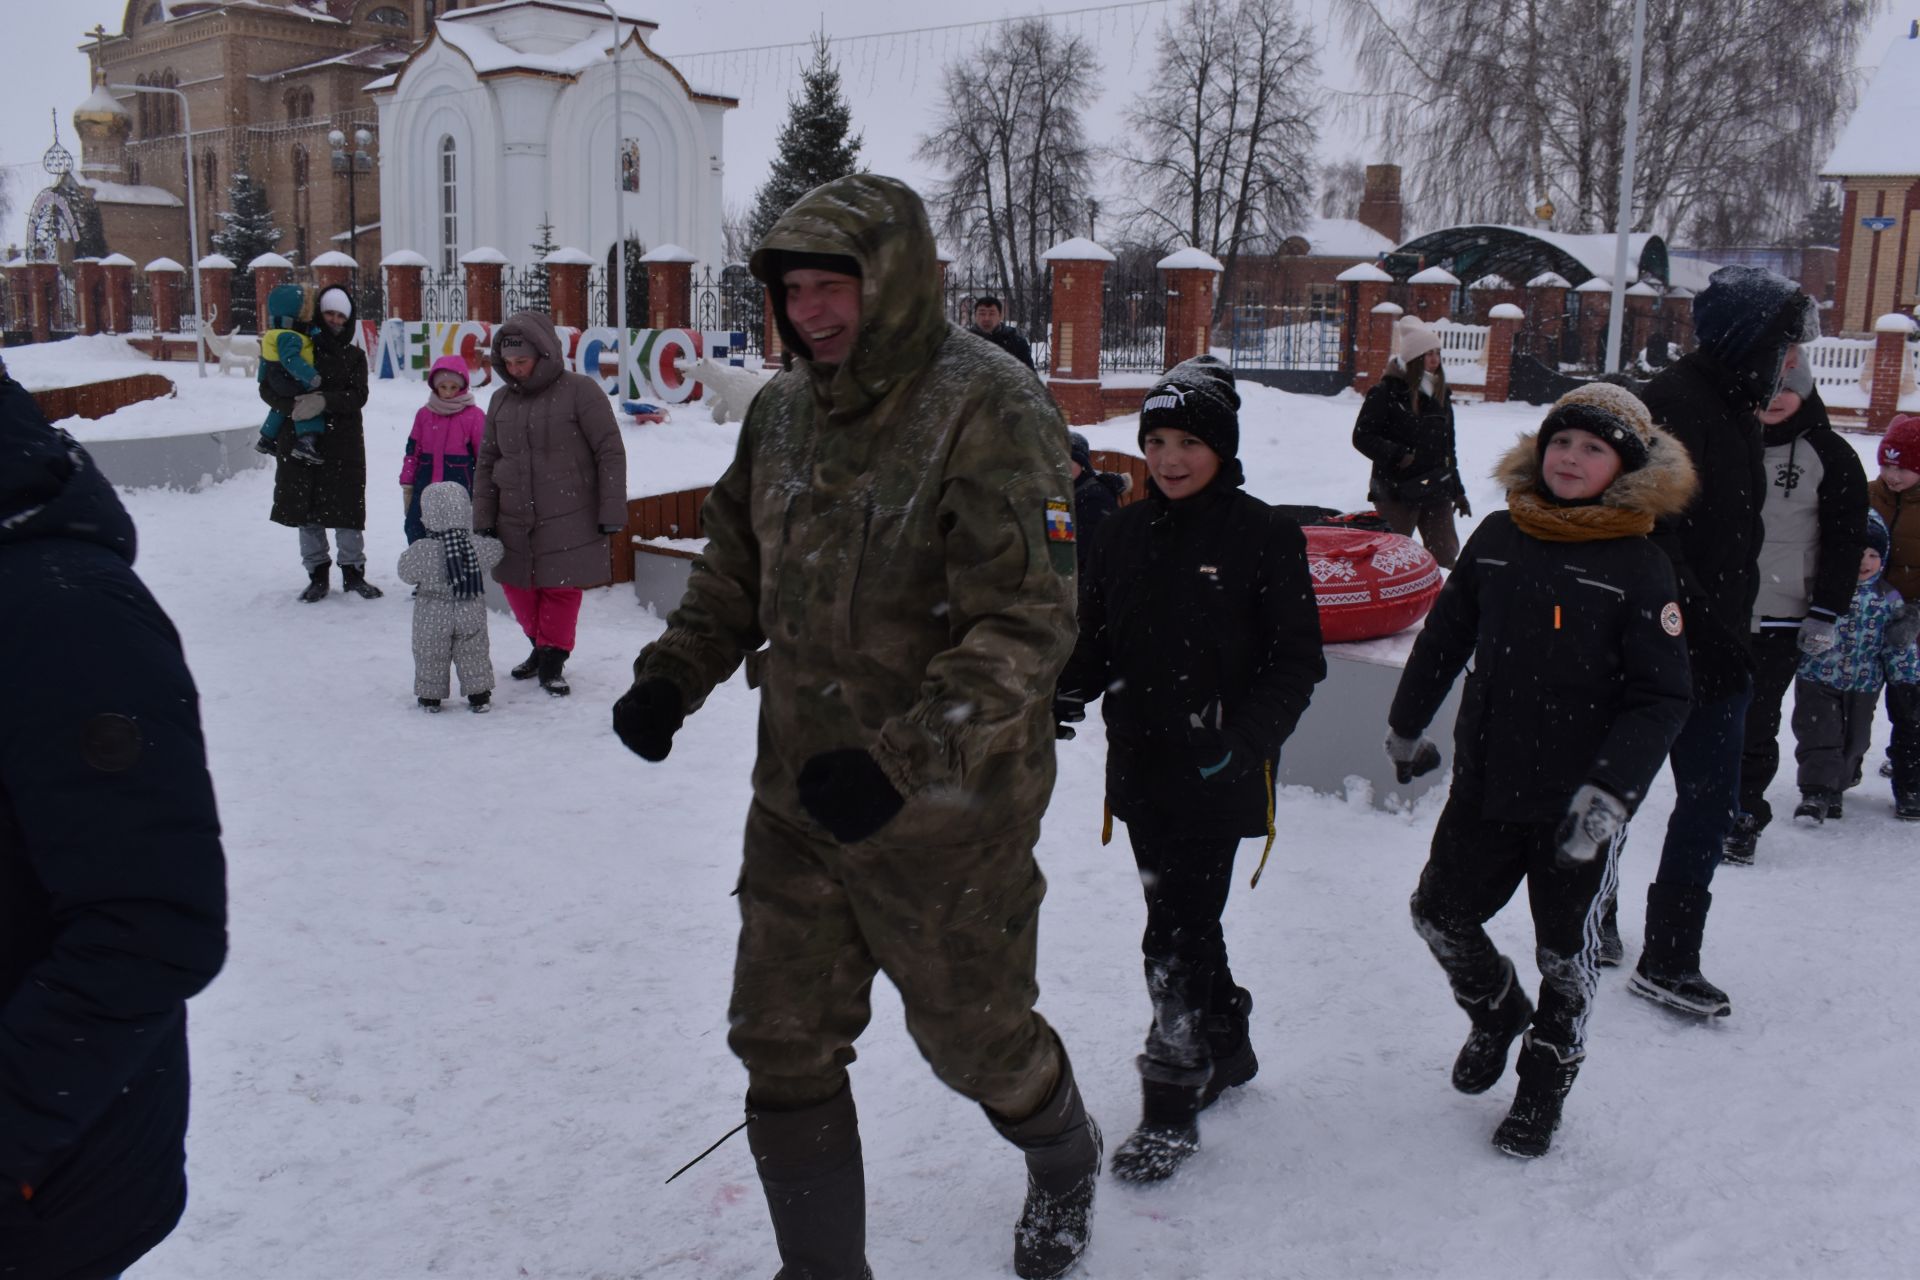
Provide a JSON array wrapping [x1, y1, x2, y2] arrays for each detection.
[[128, 159, 142, 186], [368, 6, 409, 26], [439, 136, 459, 273], [144, 4, 163, 23], [135, 74, 150, 137], [293, 146, 309, 190]]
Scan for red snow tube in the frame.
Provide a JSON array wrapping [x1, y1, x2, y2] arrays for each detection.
[[1304, 526, 1443, 643]]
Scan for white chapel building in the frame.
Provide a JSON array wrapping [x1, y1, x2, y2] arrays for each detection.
[[369, 0, 734, 275]]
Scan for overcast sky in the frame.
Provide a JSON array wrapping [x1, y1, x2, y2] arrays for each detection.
[[1, 1, 1912, 254]]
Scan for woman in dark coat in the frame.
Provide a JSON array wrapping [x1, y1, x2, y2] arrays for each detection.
[[1056, 356, 1325, 1185], [1386, 383, 1695, 1159], [472, 310, 628, 696], [261, 285, 381, 602], [1352, 315, 1468, 568]]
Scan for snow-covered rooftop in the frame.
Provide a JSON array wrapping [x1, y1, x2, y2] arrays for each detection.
[[1825, 34, 1920, 177], [1287, 217, 1395, 259], [76, 178, 181, 208]]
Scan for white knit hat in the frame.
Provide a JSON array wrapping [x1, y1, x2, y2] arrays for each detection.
[[1394, 315, 1441, 364], [318, 287, 352, 317]]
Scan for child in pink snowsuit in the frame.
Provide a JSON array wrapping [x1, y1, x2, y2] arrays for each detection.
[[400, 354, 488, 544]]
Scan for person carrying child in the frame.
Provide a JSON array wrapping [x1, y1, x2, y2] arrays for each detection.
[[397, 481, 503, 713], [401, 355, 488, 544], [253, 283, 327, 466], [1055, 355, 1327, 1184], [1790, 509, 1920, 823], [1385, 383, 1695, 1158], [1868, 414, 1920, 819]]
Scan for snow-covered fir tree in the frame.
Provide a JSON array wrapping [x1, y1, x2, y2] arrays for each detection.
[[747, 35, 864, 248], [525, 215, 558, 313], [211, 168, 282, 317]]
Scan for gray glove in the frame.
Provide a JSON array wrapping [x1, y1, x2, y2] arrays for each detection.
[[291, 392, 328, 422], [1384, 730, 1441, 784], [1555, 784, 1629, 866], [1887, 606, 1920, 651], [1797, 617, 1838, 656]]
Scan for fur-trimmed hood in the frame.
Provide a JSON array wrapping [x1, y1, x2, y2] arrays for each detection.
[[1493, 424, 1697, 521]]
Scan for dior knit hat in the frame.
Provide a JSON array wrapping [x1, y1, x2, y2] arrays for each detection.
[[1779, 344, 1814, 398], [1394, 315, 1441, 365], [494, 333, 532, 355], [1538, 381, 1655, 473], [1879, 414, 1920, 469], [1138, 355, 1241, 461]]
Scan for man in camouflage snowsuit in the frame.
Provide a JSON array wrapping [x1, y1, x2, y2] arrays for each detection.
[[613, 174, 1100, 1280]]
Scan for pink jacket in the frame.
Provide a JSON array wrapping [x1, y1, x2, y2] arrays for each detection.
[[400, 356, 488, 487]]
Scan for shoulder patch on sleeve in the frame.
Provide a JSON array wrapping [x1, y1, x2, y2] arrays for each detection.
[[1044, 498, 1075, 543], [1661, 602, 1683, 637]]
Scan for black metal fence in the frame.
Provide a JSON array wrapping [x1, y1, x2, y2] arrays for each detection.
[[499, 265, 548, 320], [1100, 261, 1166, 373], [350, 271, 385, 327], [689, 266, 765, 359], [421, 270, 466, 325], [942, 273, 1050, 368]]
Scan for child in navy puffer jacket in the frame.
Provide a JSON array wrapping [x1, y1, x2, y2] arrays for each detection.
[[1792, 510, 1920, 822]]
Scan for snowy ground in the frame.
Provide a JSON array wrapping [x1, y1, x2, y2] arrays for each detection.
[[19, 341, 1918, 1278]]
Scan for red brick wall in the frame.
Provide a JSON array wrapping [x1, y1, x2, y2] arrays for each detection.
[[31, 374, 176, 423]]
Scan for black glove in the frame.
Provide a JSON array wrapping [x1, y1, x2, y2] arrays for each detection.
[[1385, 730, 1442, 784], [612, 678, 685, 762], [797, 749, 905, 844], [475, 527, 498, 540], [1054, 691, 1086, 741], [599, 524, 624, 535], [1186, 699, 1251, 782], [1453, 492, 1472, 518]]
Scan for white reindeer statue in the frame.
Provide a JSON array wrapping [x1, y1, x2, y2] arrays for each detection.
[[197, 308, 261, 378]]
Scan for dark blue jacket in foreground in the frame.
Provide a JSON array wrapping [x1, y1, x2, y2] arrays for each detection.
[[0, 371, 227, 1280]]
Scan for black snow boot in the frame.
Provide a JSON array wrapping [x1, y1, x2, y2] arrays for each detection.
[[1721, 813, 1760, 866], [417, 697, 442, 713], [1628, 883, 1731, 1017], [468, 691, 491, 714], [1793, 790, 1832, 825], [1897, 789, 1920, 821], [1200, 986, 1258, 1109], [298, 560, 331, 603], [1596, 892, 1624, 968], [290, 434, 324, 466], [1491, 1034, 1582, 1159], [340, 564, 384, 599], [537, 646, 571, 696], [1827, 793, 1845, 821], [748, 1086, 872, 1280], [510, 643, 543, 680], [986, 1046, 1102, 1280], [1451, 957, 1533, 1095], [253, 434, 277, 456], [1110, 1060, 1204, 1185]]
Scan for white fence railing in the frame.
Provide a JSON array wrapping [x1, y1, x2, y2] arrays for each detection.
[[1802, 335, 1920, 412], [1434, 318, 1490, 386]]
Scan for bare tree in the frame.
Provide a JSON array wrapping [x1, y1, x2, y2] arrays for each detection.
[[917, 19, 1100, 324], [721, 198, 754, 266], [1335, 0, 1883, 243], [1318, 158, 1368, 220], [1113, 0, 1319, 306]]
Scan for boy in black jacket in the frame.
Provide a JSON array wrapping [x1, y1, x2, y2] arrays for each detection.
[[1386, 383, 1695, 1158], [1056, 356, 1326, 1182]]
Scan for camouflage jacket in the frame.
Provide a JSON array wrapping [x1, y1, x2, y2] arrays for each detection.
[[636, 175, 1078, 845]]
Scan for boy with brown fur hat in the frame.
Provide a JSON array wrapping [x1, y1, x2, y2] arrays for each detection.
[[1385, 383, 1696, 1158]]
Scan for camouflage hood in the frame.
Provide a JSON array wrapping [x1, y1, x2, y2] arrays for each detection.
[[750, 174, 949, 421]]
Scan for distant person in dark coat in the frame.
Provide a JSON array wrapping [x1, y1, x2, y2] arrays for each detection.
[[1057, 355, 1325, 1185], [1352, 315, 1468, 568], [968, 295, 1035, 370], [1068, 432, 1126, 573], [1629, 265, 1819, 1021], [260, 285, 382, 602], [0, 356, 228, 1280]]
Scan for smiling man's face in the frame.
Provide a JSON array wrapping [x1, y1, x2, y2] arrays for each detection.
[[782, 268, 862, 366]]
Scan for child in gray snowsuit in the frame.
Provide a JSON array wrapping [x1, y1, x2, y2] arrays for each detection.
[[398, 481, 503, 712]]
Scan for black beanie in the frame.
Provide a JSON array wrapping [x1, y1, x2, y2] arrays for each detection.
[[1138, 355, 1240, 461], [1068, 432, 1093, 473], [770, 250, 862, 279], [1867, 510, 1892, 563]]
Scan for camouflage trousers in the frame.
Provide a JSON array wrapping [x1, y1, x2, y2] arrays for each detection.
[[728, 801, 1063, 1119]]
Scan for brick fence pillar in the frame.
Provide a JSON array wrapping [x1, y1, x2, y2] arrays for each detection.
[[1158, 248, 1224, 370], [249, 254, 294, 334], [1408, 265, 1460, 325], [311, 250, 357, 298], [3, 263, 27, 331], [1623, 282, 1660, 363], [1369, 301, 1404, 387], [75, 259, 105, 335], [1484, 303, 1524, 403], [1575, 279, 1612, 368], [196, 256, 234, 334], [460, 248, 507, 324], [1526, 273, 1571, 366], [100, 255, 136, 334], [1042, 237, 1115, 426], [145, 259, 184, 336], [937, 246, 953, 289], [1869, 313, 1918, 434], [1339, 263, 1394, 393], [25, 263, 57, 343], [639, 244, 698, 331], [381, 251, 426, 323], [545, 249, 591, 331]]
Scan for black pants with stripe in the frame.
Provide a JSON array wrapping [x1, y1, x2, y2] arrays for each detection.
[[1127, 827, 1243, 1074], [1409, 797, 1618, 1056]]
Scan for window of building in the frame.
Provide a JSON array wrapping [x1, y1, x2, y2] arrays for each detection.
[[1308, 283, 1341, 313], [439, 136, 459, 272], [203, 149, 218, 203], [369, 5, 409, 25], [284, 87, 315, 121], [144, 3, 163, 23], [128, 159, 141, 186]]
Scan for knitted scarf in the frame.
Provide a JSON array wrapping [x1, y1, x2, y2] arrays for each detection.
[[426, 389, 476, 415], [1506, 487, 1654, 542], [431, 527, 485, 599]]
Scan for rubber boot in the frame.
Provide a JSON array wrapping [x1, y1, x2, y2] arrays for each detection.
[[298, 560, 330, 603], [510, 643, 543, 680], [537, 645, 571, 696], [1110, 1058, 1204, 1185], [747, 1086, 871, 1280], [1629, 882, 1730, 1017], [1451, 956, 1533, 1095], [1199, 985, 1257, 1109], [290, 433, 324, 466], [340, 563, 384, 599], [1491, 1034, 1582, 1159], [985, 1044, 1101, 1280]]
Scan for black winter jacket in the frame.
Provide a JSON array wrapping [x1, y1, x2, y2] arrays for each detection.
[[1060, 475, 1326, 837], [966, 322, 1035, 370], [0, 377, 227, 1280], [1643, 350, 1768, 701], [264, 301, 370, 531], [1072, 467, 1125, 575], [1352, 367, 1462, 505], [1390, 512, 1692, 823]]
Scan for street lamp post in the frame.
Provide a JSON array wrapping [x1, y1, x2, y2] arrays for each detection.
[[108, 81, 204, 377], [1604, 0, 1650, 373], [600, 1, 626, 393], [329, 126, 375, 267]]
